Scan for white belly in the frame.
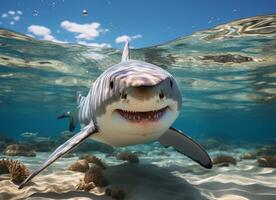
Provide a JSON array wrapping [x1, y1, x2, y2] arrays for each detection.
[[90, 121, 168, 147]]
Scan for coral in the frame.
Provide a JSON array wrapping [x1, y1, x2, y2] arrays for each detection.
[[105, 188, 126, 200], [68, 159, 89, 172], [76, 179, 95, 191], [84, 164, 108, 187], [240, 152, 257, 160], [0, 159, 30, 184], [4, 144, 36, 157], [79, 154, 106, 169], [115, 152, 139, 163], [257, 156, 276, 168], [212, 155, 237, 166]]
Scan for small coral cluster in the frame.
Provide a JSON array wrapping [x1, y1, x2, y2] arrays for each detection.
[[115, 151, 139, 163], [257, 156, 276, 168], [256, 144, 276, 168], [73, 154, 126, 199], [4, 144, 36, 157], [68, 159, 89, 172], [73, 155, 108, 190], [240, 152, 257, 160], [211, 143, 276, 168], [79, 154, 106, 169], [84, 164, 108, 187], [0, 159, 30, 184], [212, 155, 237, 167], [75, 164, 108, 190]]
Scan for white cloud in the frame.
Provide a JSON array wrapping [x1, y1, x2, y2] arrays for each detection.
[[132, 34, 142, 39], [8, 10, 15, 15], [78, 41, 111, 48], [28, 25, 67, 44], [13, 16, 20, 21], [61, 21, 107, 40], [115, 35, 131, 43], [1, 10, 22, 24], [115, 34, 142, 43], [28, 25, 52, 38]]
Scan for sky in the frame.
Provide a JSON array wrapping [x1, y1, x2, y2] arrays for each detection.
[[0, 0, 276, 49]]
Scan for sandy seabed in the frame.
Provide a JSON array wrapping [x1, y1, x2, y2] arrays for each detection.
[[0, 147, 276, 200]]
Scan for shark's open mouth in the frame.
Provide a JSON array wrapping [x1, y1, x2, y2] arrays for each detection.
[[116, 106, 168, 122]]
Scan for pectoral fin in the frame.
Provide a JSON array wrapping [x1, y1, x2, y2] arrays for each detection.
[[18, 123, 97, 189], [57, 108, 79, 131], [158, 127, 212, 169]]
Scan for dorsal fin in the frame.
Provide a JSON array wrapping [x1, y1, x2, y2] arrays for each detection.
[[121, 40, 130, 62]]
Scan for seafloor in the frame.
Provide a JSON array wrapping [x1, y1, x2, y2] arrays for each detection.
[[0, 138, 275, 200]]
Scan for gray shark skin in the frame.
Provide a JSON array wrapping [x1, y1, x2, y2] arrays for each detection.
[[18, 41, 212, 189]]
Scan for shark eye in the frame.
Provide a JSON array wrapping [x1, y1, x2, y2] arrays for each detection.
[[170, 80, 173, 88], [109, 81, 114, 89]]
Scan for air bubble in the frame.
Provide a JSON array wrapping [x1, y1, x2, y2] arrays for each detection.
[[82, 9, 88, 16], [33, 10, 39, 16]]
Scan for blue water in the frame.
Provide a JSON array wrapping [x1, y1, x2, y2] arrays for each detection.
[[0, 15, 276, 144]]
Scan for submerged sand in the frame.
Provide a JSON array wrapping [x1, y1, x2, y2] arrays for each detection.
[[0, 148, 276, 200]]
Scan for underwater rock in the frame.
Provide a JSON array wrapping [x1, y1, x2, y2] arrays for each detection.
[[105, 188, 126, 200], [257, 144, 276, 156], [115, 152, 139, 163], [201, 54, 253, 63], [84, 164, 108, 187], [257, 156, 276, 168], [79, 154, 106, 169], [212, 155, 237, 166], [0, 159, 30, 184], [4, 144, 36, 157], [240, 152, 257, 160], [68, 159, 89, 172]]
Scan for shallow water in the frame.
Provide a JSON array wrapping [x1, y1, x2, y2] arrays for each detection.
[[0, 14, 276, 200], [1, 15, 276, 142]]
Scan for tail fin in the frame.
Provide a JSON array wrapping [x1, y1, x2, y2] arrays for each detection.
[[121, 40, 130, 62], [57, 109, 78, 131]]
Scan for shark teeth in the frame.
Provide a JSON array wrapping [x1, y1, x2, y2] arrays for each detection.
[[117, 106, 168, 122]]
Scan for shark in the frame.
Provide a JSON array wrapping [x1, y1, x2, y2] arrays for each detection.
[[18, 41, 212, 189]]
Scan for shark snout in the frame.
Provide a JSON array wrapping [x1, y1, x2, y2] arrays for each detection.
[[120, 85, 166, 101]]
